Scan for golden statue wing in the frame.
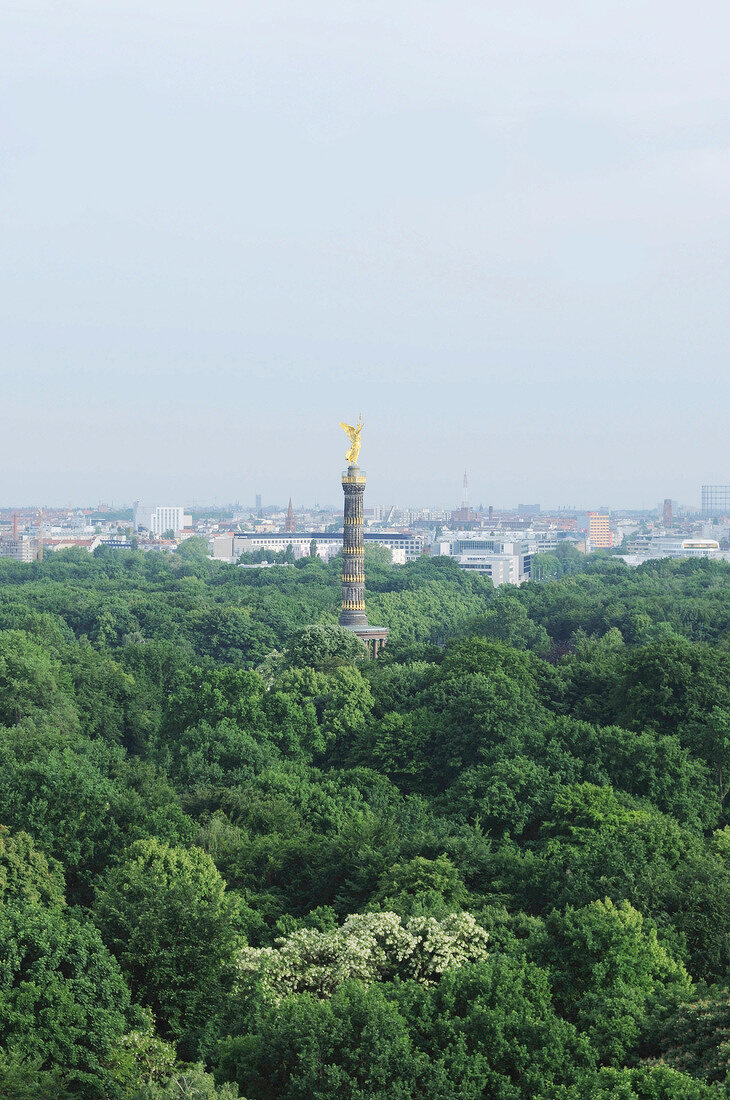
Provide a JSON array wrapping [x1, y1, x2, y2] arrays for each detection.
[[340, 419, 363, 465]]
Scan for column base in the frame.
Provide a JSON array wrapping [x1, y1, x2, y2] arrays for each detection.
[[339, 610, 370, 628], [346, 625, 389, 658]]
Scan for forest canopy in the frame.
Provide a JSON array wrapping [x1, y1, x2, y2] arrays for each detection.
[[3, 545, 730, 1096]]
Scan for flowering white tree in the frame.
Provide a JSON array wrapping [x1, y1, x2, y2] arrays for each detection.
[[237, 911, 489, 1002]]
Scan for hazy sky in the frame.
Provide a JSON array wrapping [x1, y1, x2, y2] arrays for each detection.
[[3, 1, 730, 510]]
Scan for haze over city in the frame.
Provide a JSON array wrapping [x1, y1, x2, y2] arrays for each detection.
[[4, 2, 730, 508]]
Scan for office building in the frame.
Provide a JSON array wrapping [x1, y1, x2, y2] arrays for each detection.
[[648, 537, 720, 559], [133, 503, 191, 537], [619, 537, 721, 565], [588, 512, 613, 549], [432, 534, 531, 587]]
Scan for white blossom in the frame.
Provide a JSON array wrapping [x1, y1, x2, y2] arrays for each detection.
[[236, 911, 489, 1002]]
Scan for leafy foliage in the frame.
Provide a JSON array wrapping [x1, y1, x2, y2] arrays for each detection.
[[4, 546, 730, 1093], [95, 839, 240, 1051]]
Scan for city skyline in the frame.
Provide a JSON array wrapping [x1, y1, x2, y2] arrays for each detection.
[[0, 471, 722, 517], [0, 488, 719, 517]]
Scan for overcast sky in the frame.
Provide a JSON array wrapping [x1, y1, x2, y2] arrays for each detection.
[[3, 1, 730, 510]]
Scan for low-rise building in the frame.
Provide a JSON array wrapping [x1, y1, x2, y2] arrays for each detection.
[[619, 537, 721, 565], [210, 531, 425, 564], [648, 537, 720, 558], [0, 536, 37, 561]]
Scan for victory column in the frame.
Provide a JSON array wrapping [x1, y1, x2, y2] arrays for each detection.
[[338, 418, 388, 657]]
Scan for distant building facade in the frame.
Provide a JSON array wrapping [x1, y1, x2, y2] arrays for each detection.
[[702, 485, 730, 517], [588, 512, 613, 549], [0, 536, 37, 562], [619, 537, 721, 565], [649, 537, 720, 558], [211, 531, 425, 564], [133, 503, 191, 537], [432, 534, 532, 587]]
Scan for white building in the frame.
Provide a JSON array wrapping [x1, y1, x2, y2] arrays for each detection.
[[0, 536, 37, 562], [454, 554, 524, 586], [432, 532, 531, 587], [618, 537, 721, 566], [649, 537, 720, 558], [133, 503, 192, 537], [210, 531, 425, 564]]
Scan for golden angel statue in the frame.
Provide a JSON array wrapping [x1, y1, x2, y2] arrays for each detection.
[[340, 415, 364, 466]]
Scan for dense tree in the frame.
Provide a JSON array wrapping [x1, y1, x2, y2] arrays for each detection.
[[219, 957, 592, 1100], [94, 839, 240, 1053], [0, 903, 129, 1095], [0, 629, 77, 730], [283, 624, 367, 668], [532, 899, 691, 1063], [562, 1065, 722, 1098], [368, 855, 468, 915], [107, 1012, 240, 1098], [653, 986, 730, 1083], [0, 826, 65, 908]]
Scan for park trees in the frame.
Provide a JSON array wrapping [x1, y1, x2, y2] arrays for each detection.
[[236, 911, 489, 1001], [218, 956, 592, 1100], [0, 903, 129, 1094], [94, 838, 240, 1052], [532, 899, 691, 1063], [7, 540, 730, 1092]]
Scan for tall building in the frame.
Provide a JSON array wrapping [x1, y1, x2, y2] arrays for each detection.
[[133, 503, 191, 537], [662, 498, 673, 527], [284, 498, 296, 534], [702, 485, 730, 517], [588, 512, 613, 548]]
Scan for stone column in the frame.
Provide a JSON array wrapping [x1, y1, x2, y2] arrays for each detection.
[[339, 465, 369, 628]]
